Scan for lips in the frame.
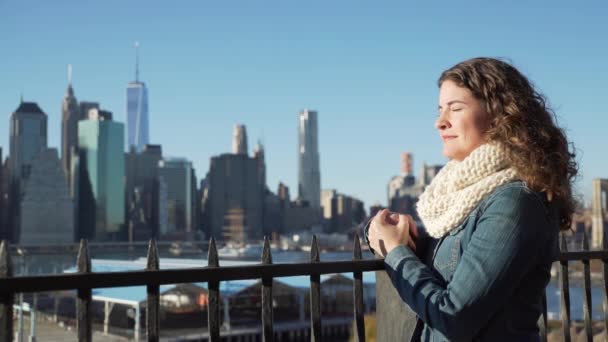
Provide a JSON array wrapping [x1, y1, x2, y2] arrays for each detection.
[[442, 135, 457, 141]]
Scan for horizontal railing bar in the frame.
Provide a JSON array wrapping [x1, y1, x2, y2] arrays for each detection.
[[0, 259, 384, 293], [557, 250, 608, 261]]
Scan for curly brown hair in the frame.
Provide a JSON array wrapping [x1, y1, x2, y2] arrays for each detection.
[[438, 57, 578, 230]]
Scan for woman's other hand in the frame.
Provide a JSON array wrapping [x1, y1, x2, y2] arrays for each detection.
[[368, 209, 413, 257], [406, 215, 420, 251]]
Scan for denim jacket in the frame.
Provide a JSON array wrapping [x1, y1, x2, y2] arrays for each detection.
[[365, 181, 559, 341]]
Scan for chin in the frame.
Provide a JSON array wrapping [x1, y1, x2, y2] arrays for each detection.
[[443, 150, 464, 161], [442, 148, 455, 160]]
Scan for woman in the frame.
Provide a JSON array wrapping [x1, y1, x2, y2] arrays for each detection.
[[366, 57, 577, 341]]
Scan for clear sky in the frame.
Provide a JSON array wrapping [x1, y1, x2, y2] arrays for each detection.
[[0, 0, 606, 208]]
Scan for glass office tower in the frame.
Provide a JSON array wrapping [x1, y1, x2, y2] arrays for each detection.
[[78, 109, 125, 240], [127, 82, 149, 152]]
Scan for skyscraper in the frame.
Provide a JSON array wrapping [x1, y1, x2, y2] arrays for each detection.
[[232, 124, 248, 155], [1, 152, 10, 242], [157, 158, 196, 235], [78, 108, 125, 241], [125, 144, 164, 239], [9, 101, 48, 241], [204, 153, 264, 241], [19, 148, 74, 244], [10, 101, 48, 184], [298, 109, 321, 209], [61, 64, 79, 179], [127, 41, 149, 152]]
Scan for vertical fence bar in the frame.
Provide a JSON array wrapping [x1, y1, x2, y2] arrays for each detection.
[[538, 292, 548, 342], [207, 237, 220, 342], [581, 231, 593, 342], [146, 239, 160, 342], [0, 241, 13, 342], [352, 234, 365, 342], [76, 239, 92, 342], [310, 235, 321, 342], [603, 232, 608, 339], [261, 237, 274, 342], [559, 234, 571, 342]]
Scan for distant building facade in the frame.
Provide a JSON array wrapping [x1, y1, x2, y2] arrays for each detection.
[[272, 182, 322, 235], [79, 102, 99, 120], [232, 124, 248, 155], [61, 67, 79, 180], [298, 109, 321, 209], [125, 144, 164, 240], [592, 179, 608, 249], [9, 101, 48, 242], [19, 148, 74, 244], [321, 189, 365, 234], [203, 153, 264, 241], [78, 108, 125, 241], [387, 152, 442, 221], [157, 158, 197, 236], [9, 102, 48, 186]]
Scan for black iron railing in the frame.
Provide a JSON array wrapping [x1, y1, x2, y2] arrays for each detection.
[[0, 235, 382, 342], [0, 231, 607, 342], [551, 231, 608, 342]]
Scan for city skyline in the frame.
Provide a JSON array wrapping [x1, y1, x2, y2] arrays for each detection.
[[1, 1, 606, 207]]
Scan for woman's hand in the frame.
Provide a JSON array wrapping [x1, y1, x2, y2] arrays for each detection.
[[368, 209, 414, 257]]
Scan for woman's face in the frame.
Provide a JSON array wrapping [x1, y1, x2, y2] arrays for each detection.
[[436, 80, 490, 161]]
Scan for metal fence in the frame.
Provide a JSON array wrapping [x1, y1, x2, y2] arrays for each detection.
[[0, 231, 606, 342], [0, 235, 383, 342], [552, 232, 608, 342]]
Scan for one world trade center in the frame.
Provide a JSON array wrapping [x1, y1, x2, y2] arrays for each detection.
[[127, 41, 149, 152]]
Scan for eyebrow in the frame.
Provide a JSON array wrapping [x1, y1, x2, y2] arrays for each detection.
[[438, 100, 467, 110]]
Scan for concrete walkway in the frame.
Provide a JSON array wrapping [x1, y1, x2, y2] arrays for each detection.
[[14, 315, 130, 342]]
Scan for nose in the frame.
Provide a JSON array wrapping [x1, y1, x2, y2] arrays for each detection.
[[435, 110, 450, 130]]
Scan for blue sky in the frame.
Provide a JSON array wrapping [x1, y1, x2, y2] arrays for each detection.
[[0, 1, 606, 208]]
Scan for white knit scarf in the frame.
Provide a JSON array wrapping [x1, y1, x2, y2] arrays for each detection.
[[416, 143, 519, 238]]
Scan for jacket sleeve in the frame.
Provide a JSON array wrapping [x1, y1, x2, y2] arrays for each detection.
[[383, 186, 553, 341]]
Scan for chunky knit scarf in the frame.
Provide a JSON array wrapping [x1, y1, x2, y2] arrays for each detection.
[[416, 143, 519, 238]]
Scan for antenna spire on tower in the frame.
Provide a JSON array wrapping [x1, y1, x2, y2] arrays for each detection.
[[68, 64, 73, 85], [134, 41, 140, 82]]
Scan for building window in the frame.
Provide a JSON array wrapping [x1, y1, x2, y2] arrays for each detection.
[[22, 165, 32, 179]]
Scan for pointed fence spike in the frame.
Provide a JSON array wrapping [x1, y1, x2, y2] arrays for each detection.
[[76, 239, 92, 342], [0, 241, 12, 277], [0, 241, 13, 342], [77, 239, 91, 273], [262, 236, 273, 264], [582, 229, 589, 251], [208, 237, 219, 268], [261, 236, 274, 341], [309, 235, 321, 341], [146, 239, 159, 270], [207, 237, 220, 342], [353, 233, 362, 261], [146, 239, 160, 341], [352, 233, 365, 341], [310, 235, 320, 263], [560, 233, 568, 252]]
